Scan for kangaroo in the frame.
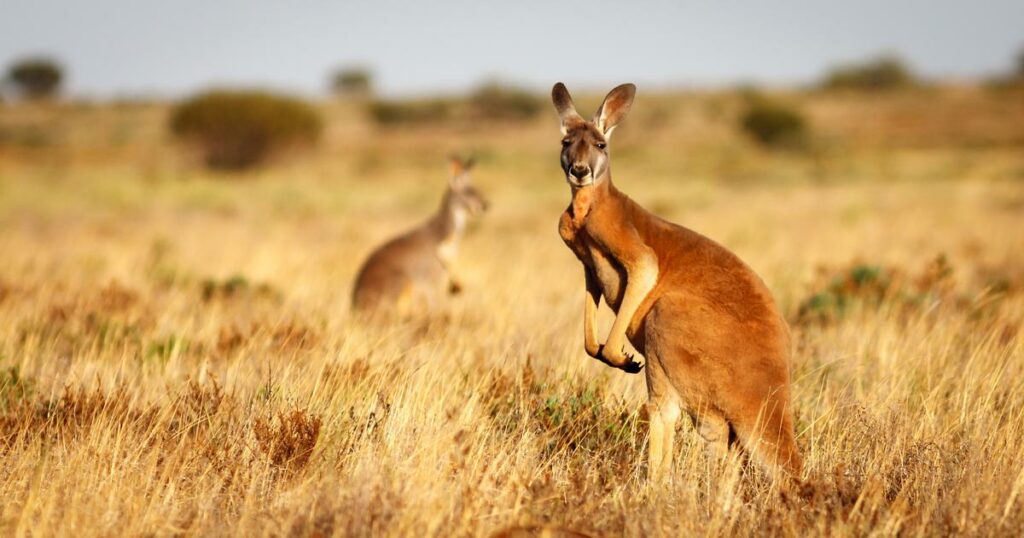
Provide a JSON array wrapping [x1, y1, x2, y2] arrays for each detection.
[[551, 83, 801, 481], [351, 156, 488, 316]]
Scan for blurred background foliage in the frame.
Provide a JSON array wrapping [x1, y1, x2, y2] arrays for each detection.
[[4, 57, 63, 101], [820, 55, 917, 91], [169, 90, 322, 170], [1, 49, 1021, 177]]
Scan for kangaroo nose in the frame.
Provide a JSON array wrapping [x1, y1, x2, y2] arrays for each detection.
[[570, 164, 590, 179]]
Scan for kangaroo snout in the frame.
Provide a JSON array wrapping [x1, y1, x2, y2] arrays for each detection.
[[569, 163, 591, 180]]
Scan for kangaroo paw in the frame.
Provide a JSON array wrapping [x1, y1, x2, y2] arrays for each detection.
[[597, 345, 645, 374]]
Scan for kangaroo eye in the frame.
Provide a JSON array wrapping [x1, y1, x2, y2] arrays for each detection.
[[596, 142, 607, 150], [561, 139, 571, 147]]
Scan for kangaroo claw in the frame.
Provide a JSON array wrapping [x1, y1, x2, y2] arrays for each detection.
[[621, 356, 644, 374], [596, 345, 645, 374]]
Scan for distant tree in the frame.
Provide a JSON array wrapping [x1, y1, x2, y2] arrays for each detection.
[[368, 98, 454, 126], [822, 55, 916, 91], [6, 57, 63, 100], [468, 82, 542, 121], [169, 90, 322, 171], [331, 67, 373, 97], [740, 100, 808, 149]]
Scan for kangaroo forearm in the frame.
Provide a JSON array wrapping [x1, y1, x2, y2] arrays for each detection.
[[583, 269, 602, 356], [584, 294, 600, 355]]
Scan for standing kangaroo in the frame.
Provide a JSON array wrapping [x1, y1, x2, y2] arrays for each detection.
[[351, 157, 488, 316], [552, 83, 801, 481]]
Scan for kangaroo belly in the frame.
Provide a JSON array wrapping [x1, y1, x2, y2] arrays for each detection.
[[589, 247, 625, 310]]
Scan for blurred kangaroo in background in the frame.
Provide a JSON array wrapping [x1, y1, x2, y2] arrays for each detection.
[[352, 156, 488, 316], [551, 83, 801, 482]]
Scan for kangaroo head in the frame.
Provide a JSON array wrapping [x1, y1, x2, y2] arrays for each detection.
[[446, 156, 489, 217], [551, 82, 635, 188]]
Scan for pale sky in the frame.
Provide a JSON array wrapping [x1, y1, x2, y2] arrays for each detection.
[[1, 0, 1022, 98]]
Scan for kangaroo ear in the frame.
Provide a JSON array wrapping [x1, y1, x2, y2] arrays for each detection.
[[552, 82, 582, 133], [594, 83, 636, 138]]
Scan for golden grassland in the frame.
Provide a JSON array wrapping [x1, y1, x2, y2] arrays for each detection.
[[1, 85, 1023, 536]]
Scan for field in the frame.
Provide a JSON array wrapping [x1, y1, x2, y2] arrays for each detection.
[[1, 85, 1023, 536]]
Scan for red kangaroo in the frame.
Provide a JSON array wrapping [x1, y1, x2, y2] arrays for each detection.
[[552, 82, 801, 481], [352, 156, 488, 317]]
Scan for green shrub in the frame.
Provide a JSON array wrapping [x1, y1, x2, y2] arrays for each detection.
[[822, 55, 916, 91], [739, 100, 808, 149], [984, 48, 1024, 90], [468, 83, 541, 121], [797, 264, 891, 325], [368, 98, 454, 126], [331, 67, 373, 97], [6, 57, 63, 100], [0, 366, 35, 410], [367, 83, 541, 126], [169, 90, 322, 170], [0, 124, 58, 148], [795, 255, 958, 326]]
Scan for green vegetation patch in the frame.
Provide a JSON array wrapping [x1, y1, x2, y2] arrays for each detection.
[[170, 90, 322, 171]]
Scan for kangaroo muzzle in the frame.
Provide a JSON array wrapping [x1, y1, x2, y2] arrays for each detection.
[[568, 163, 593, 186]]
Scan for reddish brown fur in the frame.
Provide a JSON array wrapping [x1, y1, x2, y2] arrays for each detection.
[[552, 83, 802, 481]]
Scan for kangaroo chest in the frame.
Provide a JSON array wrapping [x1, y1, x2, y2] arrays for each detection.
[[437, 236, 458, 266], [559, 207, 627, 311]]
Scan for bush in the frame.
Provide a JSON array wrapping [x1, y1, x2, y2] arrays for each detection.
[[367, 83, 541, 127], [739, 100, 808, 149], [794, 255, 957, 326], [468, 83, 542, 121], [169, 90, 322, 170], [0, 366, 35, 410], [983, 48, 1024, 90], [331, 67, 373, 97], [822, 55, 916, 91], [368, 98, 454, 126], [6, 57, 63, 100]]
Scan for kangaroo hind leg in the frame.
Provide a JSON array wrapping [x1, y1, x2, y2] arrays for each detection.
[[644, 342, 681, 483]]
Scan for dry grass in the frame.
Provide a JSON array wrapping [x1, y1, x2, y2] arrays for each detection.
[[0, 85, 1023, 536]]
